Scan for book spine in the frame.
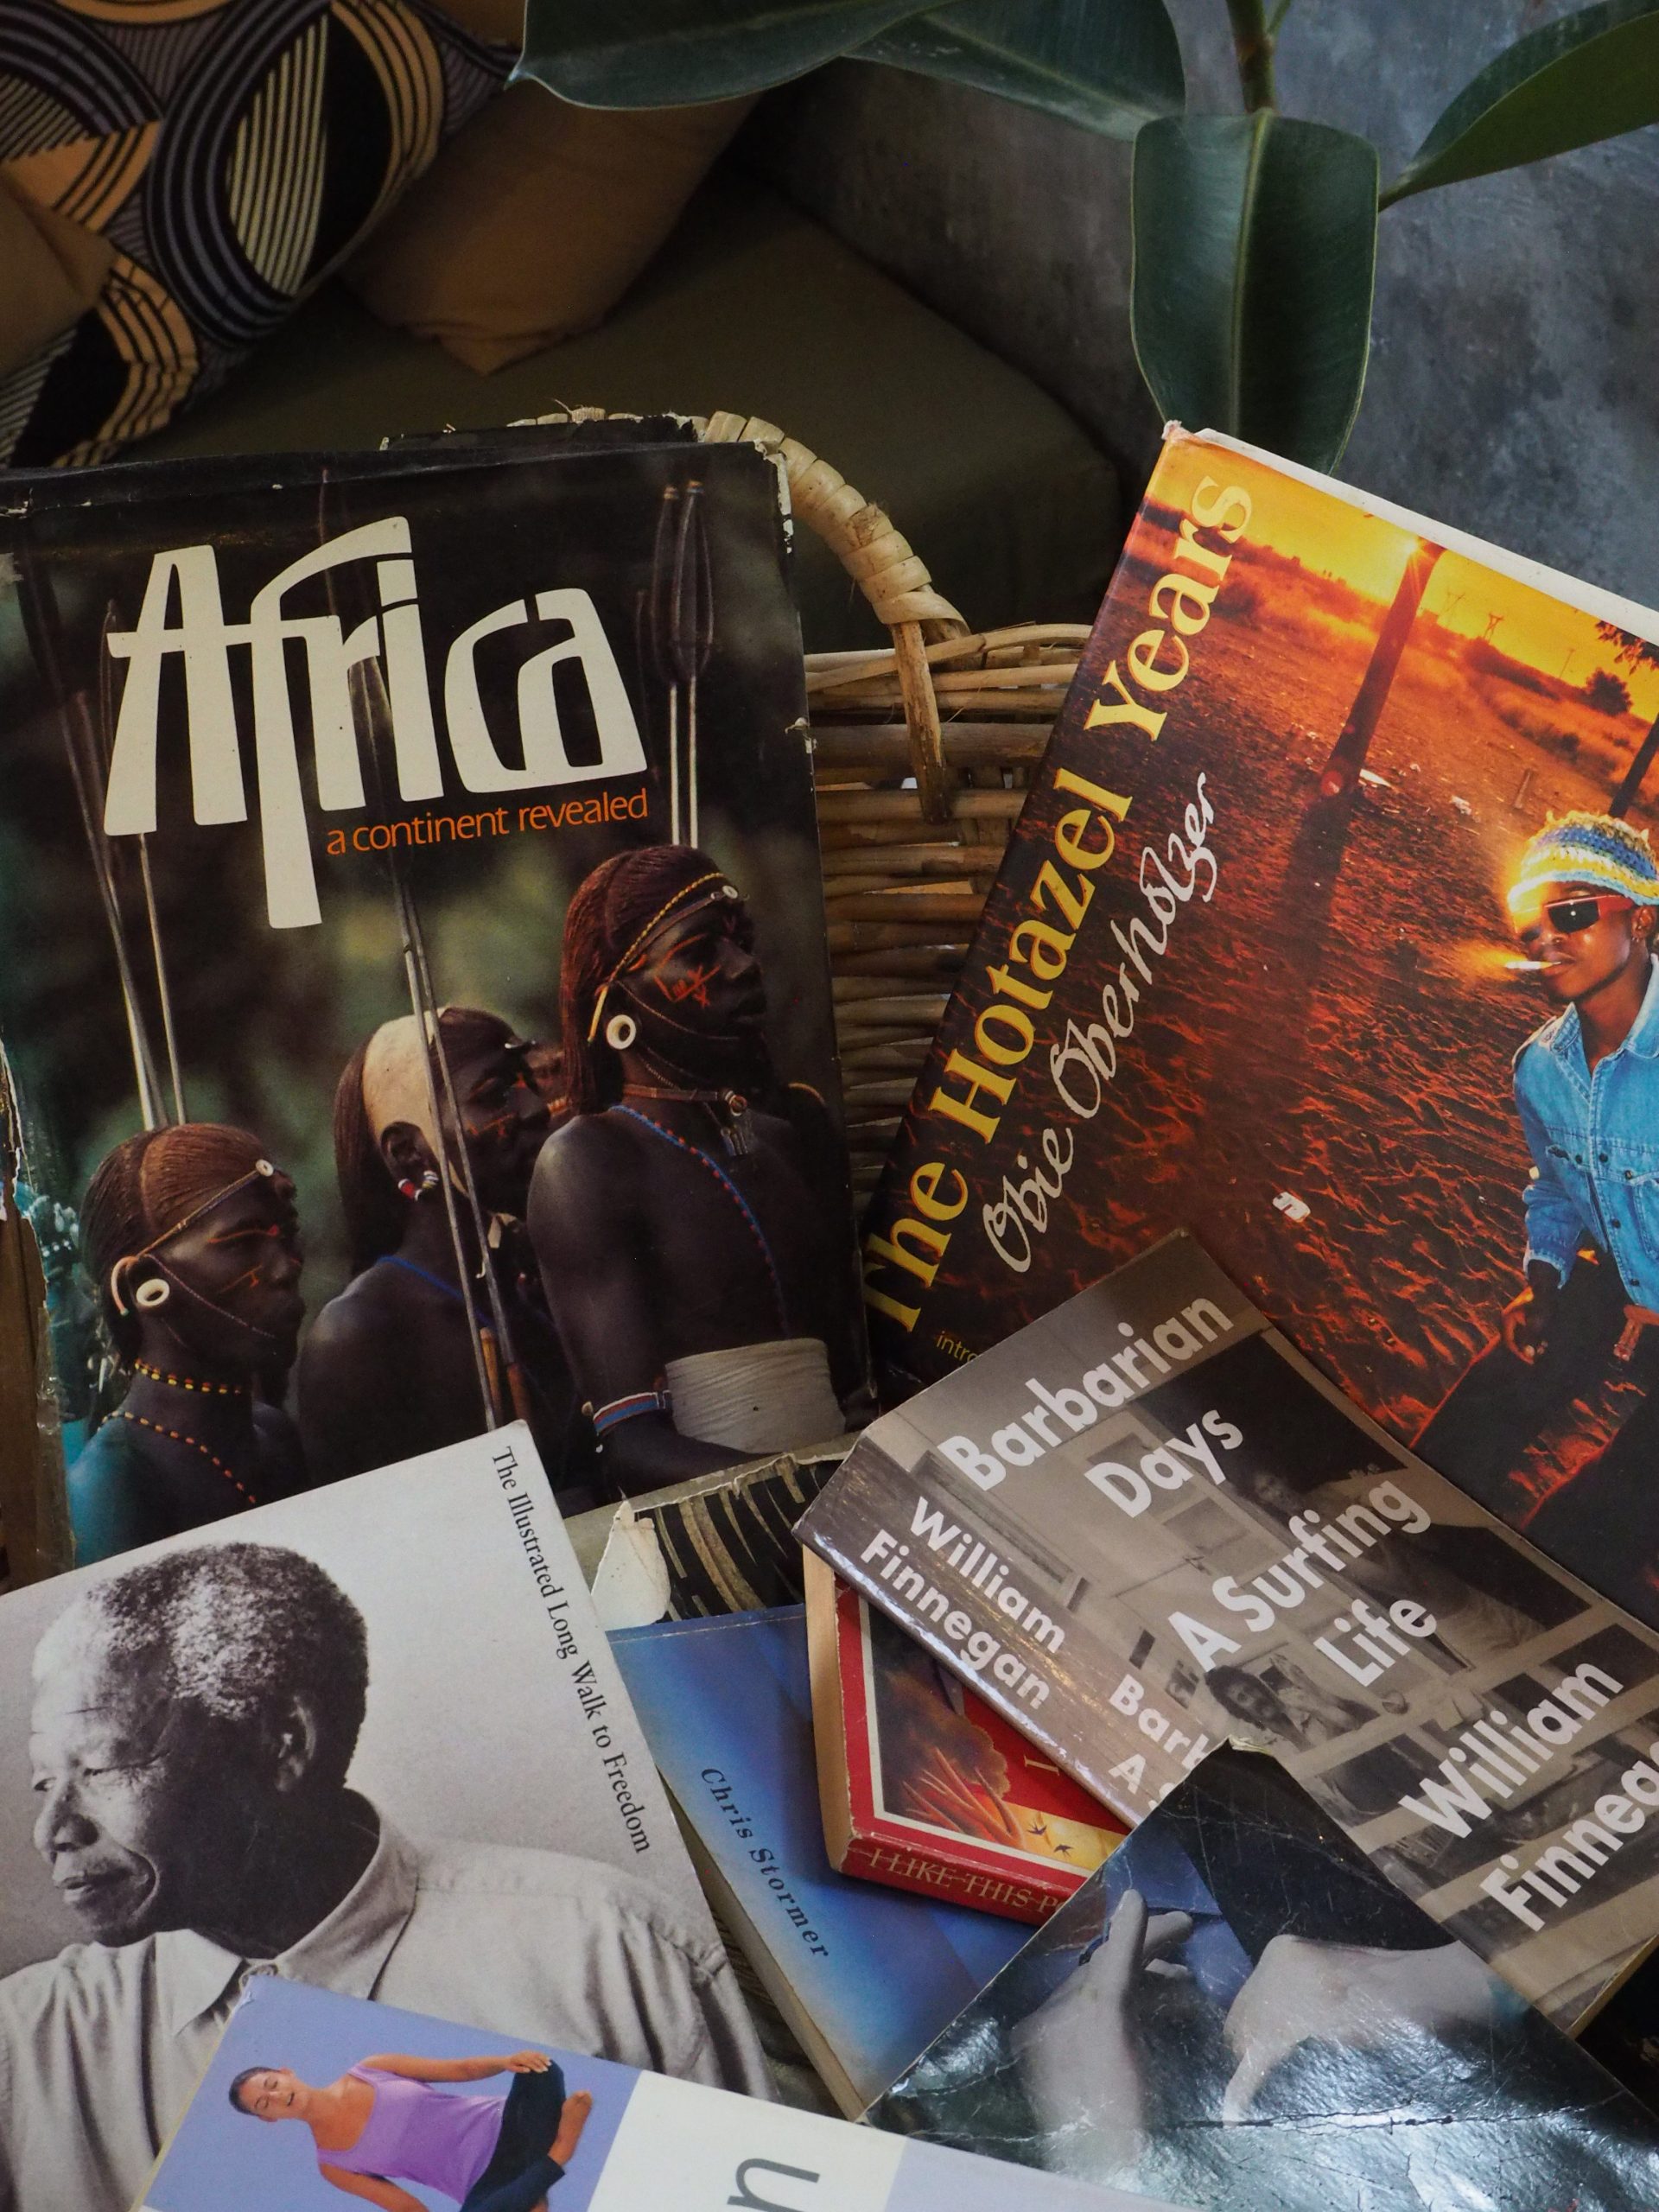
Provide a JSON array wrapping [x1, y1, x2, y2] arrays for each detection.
[[858, 434, 1252, 1386], [836, 1830, 1065, 1925], [0, 1054, 77, 1583]]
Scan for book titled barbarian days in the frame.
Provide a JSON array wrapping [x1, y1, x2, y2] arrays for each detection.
[[134, 1979, 1184, 2212], [856, 426, 1659, 1638], [798, 1235, 1659, 2034], [610, 1606, 1027, 2116], [803, 1553, 1125, 1923]]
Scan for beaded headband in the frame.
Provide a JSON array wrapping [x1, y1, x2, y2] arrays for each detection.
[[584, 871, 742, 1044], [108, 1160, 278, 1315]]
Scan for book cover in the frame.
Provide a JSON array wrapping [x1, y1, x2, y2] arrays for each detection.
[[857, 426, 1659, 1631], [871, 1745, 1659, 2212], [609, 1606, 1026, 2115], [799, 1234, 1659, 2033], [0, 1421, 772, 2212], [134, 1977, 1184, 2212], [0, 429, 865, 1564], [804, 1552, 1125, 1923]]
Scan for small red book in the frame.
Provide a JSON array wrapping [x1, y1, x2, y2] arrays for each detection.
[[804, 1553, 1126, 1923]]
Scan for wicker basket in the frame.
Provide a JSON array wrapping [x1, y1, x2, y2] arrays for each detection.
[[538, 408, 1084, 1203]]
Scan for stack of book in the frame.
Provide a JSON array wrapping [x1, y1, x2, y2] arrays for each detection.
[[5, 414, 1659, 2209]]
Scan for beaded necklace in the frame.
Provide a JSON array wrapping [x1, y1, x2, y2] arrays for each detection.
[[131, 1357, 246, 1398], [114, 1408, 260, 1507], [613, 1104, 786, 1329], [620, 1082, 756, 1155]]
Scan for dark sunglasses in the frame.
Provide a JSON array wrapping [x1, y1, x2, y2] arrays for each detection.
[[1516, 893, 1636, 944]]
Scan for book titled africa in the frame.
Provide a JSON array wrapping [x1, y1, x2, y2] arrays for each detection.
[[858, 427, 1659, 1633], [798, 1236, 1659, 2033], [0, 424, 867, 1575]]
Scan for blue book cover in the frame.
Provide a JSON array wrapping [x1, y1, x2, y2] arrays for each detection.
[[610, 1608, 1025, 2114]]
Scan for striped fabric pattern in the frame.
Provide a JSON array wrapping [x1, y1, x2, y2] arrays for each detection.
[[227, 20, 327, 294], [0, 0, 512, 468]]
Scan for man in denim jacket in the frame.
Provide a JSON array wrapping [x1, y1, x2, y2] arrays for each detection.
[[1416, 812, 1659, 1621]]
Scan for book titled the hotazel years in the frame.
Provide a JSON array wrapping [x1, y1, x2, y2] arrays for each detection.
[[799, 1236, 1659, 2033], [859, 427, 1659, 1633]]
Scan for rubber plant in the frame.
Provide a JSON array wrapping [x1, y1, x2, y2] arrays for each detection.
[[519, 0, 1659, 471]]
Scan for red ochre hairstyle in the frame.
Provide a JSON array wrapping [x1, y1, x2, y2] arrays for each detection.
[[558, 843, 723, 1115], [80, 1123, 271, 1357]]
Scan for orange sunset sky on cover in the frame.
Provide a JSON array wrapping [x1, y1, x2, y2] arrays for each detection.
[[1150, 436, 1659, 721]]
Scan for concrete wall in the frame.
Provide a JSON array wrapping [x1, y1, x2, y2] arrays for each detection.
[[744, 2, 1659, 607]]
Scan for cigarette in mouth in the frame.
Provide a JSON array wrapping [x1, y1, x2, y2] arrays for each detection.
[[1505, 958, 1550, 974]]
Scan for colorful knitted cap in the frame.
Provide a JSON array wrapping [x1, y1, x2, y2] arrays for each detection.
[[1507, 811, 1659, 912]]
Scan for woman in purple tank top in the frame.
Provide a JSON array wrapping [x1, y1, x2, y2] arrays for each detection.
[[231, 2046, 594, 2212]]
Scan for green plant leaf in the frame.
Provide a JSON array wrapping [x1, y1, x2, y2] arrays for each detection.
[[518, 0, 939, 107], [1131, 113, 1379, 471], [853, 0, 1184, 141], [1382, 1, 1659, 206]]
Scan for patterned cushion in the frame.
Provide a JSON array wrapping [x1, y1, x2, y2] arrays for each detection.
[[0, 0, 512, 467]]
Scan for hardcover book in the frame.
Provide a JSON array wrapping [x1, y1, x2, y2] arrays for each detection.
[[799, 1235, 1659, 2032], [871, 1745, 1659, 2212], [0, 1421, 771, 2212], [134, 1977, 1182, 2212], [857, 426, 1659, 1632], [609, 1605, 1026, 2115], [0, 429, 864, 1572], [804, 1552, 1125, 1923]]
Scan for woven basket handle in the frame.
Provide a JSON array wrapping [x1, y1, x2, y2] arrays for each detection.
[[522, 406, 970, 820], [701, 411, 968, 821]]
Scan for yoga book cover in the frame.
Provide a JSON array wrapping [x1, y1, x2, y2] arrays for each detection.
[[803, 1553, 1125, 1923], [798, 1235, 1659, 2034], [0, 426, 865, 1577], [0, 1421, 772, 2212], [133, 1979, 1185, 2212], [871, 1746, 1659, 2212], [857, 424, 1659, 1635]]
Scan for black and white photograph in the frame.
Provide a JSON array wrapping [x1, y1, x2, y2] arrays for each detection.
[[801, 1235, 1659, 2028], [0, 1423, 767, 2212], [874, 1748, 1659, 2212]]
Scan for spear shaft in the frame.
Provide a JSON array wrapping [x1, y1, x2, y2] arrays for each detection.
[[316, 472, 502, 1427], [99, 602, 186, 1123], [398, 854, 520, 1421], [390, 862, 499, 1430], [676, 480, 712, 849]]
